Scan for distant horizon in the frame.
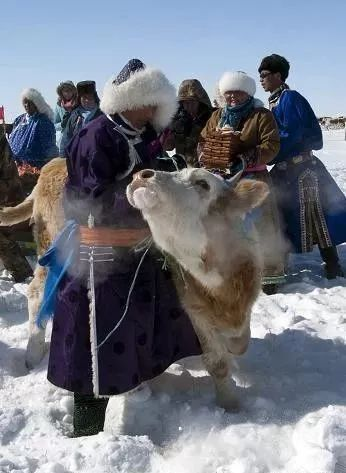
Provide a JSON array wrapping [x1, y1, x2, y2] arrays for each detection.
[[1, 0, 345, 121]]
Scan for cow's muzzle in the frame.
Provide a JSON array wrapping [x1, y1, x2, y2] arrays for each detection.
[[127, 169, 158, 210], [131, 169, 156, 190]]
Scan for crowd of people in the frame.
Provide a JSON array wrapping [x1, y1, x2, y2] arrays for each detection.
[[1, 53, 346, 437]]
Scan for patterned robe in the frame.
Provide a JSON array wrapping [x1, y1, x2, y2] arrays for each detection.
[[269, 87, 346, 252]]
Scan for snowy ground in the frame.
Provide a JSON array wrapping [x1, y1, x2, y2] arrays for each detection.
[[1, 130, 346, 473]]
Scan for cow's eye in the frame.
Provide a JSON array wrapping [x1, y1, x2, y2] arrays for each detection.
[[194, 179, 210, 191]]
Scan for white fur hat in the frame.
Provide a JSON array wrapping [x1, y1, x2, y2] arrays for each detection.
[[21, 88, 54, 121], [100, 59, 177, 130], [218, 71, 256, 97]]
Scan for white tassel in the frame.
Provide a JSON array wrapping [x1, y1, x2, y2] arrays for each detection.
[[97, 243, 151, 349], [86, 213, 100, 397]]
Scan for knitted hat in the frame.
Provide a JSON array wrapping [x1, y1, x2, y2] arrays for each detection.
[[100, 58, 177, 130], [219, 71, 256, 97], [113, 58, 145, 85], [56, 80, 76, 97], [258, 54, 290, 81]]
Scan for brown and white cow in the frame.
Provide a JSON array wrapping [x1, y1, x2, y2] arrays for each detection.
[[127, 168, 268, 410]]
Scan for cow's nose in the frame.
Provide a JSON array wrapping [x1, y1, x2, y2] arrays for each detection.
[[138, 169, 155, 180]]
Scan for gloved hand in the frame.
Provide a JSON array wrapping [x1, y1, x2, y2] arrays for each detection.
[[172, 107, 192, 135], [228, 132, 243, 160]]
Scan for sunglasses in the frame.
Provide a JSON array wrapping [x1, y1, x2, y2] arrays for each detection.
[[259, 71, 273, 79]]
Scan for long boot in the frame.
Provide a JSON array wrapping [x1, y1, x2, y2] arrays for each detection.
[[319, 246, 344, 279], [73, 393, 109, 437]]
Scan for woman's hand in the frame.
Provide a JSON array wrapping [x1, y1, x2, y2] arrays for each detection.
[[228, 132, 243, 160]]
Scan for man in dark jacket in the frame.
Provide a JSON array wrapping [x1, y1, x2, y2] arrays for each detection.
[[164, 79, 213, 166], [259, 53, 346, 279]]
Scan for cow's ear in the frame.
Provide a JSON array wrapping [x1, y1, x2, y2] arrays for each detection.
[[233, 179, 269, 210]]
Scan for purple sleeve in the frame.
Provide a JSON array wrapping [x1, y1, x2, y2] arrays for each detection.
[[66, 125, 129, 196]]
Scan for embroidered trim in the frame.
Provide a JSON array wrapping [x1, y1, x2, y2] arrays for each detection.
[[262, 275, 286, 285], [298, 169, 332, 252], [106, 114, 143, 180]]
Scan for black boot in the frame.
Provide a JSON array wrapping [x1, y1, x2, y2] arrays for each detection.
[[319, 246, 344, 279], [262, 283, 278, 295], [73, 393, 109, 437], [0, 231, 33, 282]]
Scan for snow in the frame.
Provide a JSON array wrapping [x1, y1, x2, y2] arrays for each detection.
[[1, 130, 346, 473]]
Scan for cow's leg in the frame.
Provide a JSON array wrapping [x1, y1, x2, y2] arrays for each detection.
[[25, 265, 47, 369], [227, 322, 250, 356], [202, 348, 239, 411], [193, 322, 239, 411]]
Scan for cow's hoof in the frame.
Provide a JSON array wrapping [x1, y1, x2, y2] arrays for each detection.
[[25, 338, 47, 370], [25, 354, 44, 371], [127, 382, 152, 402], [216, 394, 240, 412], [262, 283, 278, 295]]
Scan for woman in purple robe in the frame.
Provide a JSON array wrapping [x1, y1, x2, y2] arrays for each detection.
[[47, 59, 201, 437]]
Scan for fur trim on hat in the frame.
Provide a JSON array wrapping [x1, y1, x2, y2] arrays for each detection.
[[214, 83, 264, 108], [21, 88, 54, 121], [219, 71, 256, 97], [100, 67, 177, 130]]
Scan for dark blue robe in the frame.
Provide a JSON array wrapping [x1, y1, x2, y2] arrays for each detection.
[[47, 114, 201, 396]]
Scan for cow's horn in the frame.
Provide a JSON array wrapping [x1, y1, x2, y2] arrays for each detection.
[[227, 157, 246, 187]]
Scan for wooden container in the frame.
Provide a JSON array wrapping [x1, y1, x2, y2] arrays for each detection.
[[201, 129, 236, 170]]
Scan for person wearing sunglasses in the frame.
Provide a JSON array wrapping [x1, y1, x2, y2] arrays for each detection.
[[259, 53, 346, 279]]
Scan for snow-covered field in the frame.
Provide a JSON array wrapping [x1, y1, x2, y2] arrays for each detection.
[[1, 130, 346, 473]]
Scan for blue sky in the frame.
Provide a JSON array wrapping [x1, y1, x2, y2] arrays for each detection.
[[1, 0, 345, 121]]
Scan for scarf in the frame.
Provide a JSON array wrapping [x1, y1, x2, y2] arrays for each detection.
[[60, 96, 77, 112], [81, 106, 99, 125], [218, 97, 255, 130], [268, 83, 290, 109]]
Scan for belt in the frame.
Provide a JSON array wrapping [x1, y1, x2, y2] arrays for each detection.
[[244, 164, 267, 172], [79, 226, 151, 247], [276, 151, 313, 170]]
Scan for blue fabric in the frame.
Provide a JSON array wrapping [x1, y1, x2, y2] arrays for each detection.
[[81, 106, 99, 124], [54, 105, 69, 150], [54, 104, 65, 132], [36, 221, 79, 328], [9, 113, 58, 168], [60, 107, 102, 154], [270, 90, 323, 164], [243, 207, 262, 233], [219, 97, 254, 130]]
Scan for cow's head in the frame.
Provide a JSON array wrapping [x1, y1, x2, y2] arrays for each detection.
[[127, 168, 268, 286], [127, 167, 268, 222]]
